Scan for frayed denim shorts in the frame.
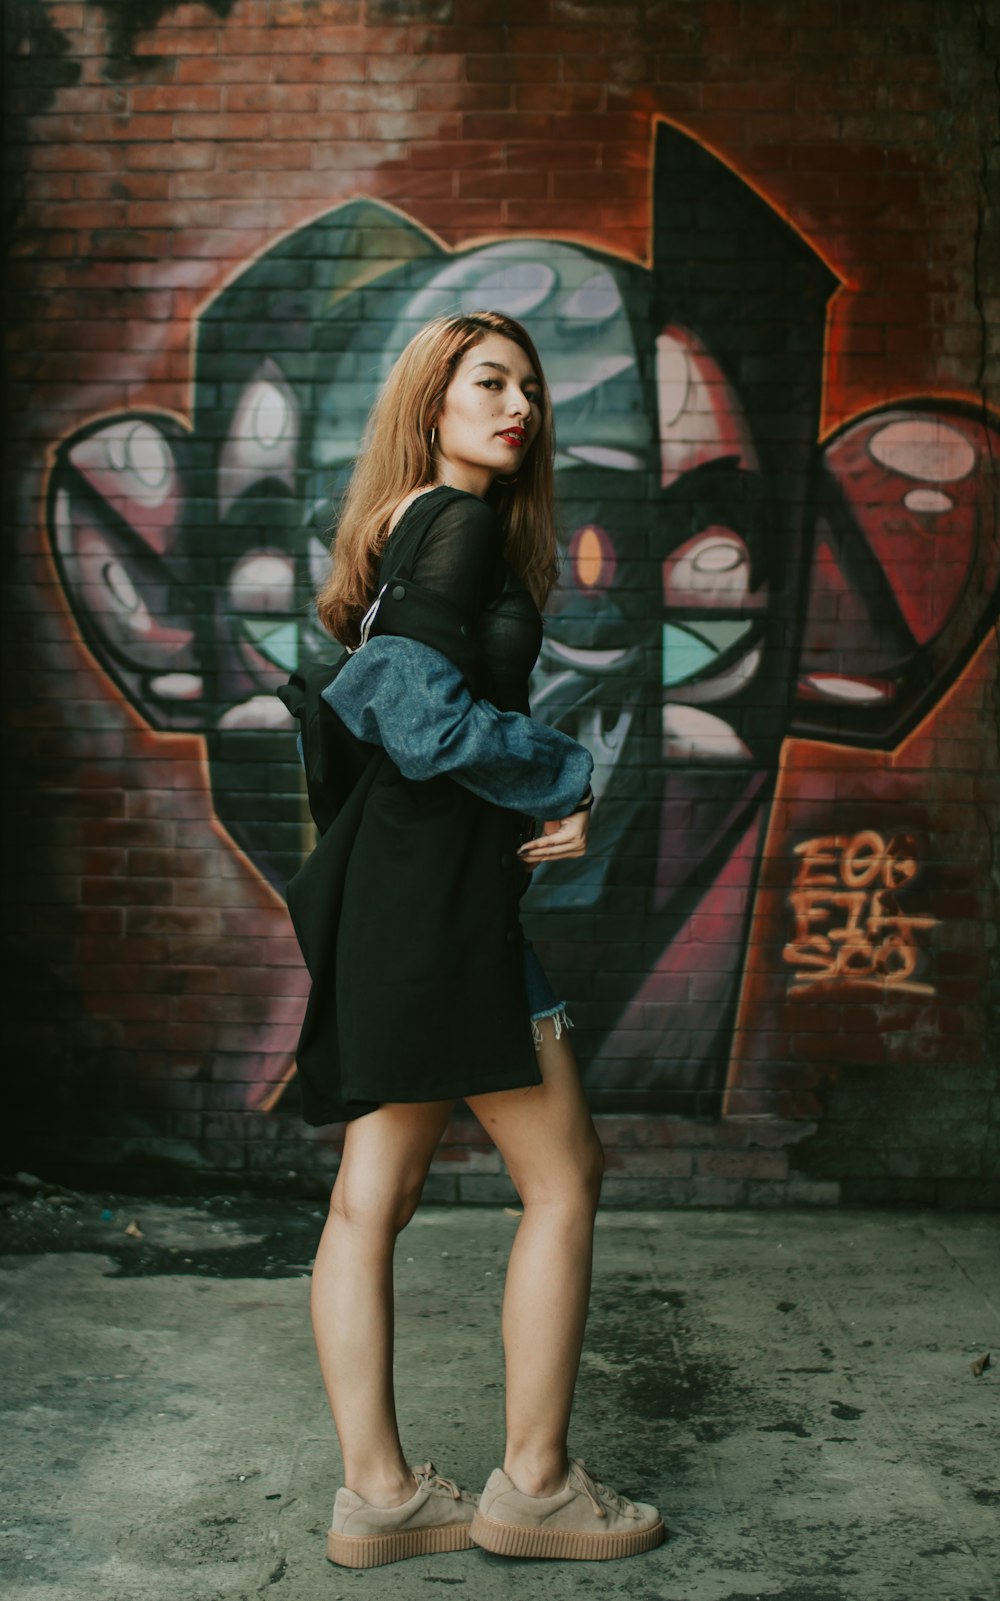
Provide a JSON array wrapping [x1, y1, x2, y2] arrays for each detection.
[[522, 938, 572, 1048]]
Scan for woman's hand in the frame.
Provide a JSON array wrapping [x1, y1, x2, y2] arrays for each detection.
[[517, 807, 590, 868]]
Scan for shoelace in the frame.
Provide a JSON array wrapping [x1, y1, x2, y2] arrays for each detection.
[[569, 1458, 641, 1520], [412, 1460, 463, 1500]]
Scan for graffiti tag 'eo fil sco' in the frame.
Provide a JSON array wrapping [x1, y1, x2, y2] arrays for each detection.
[[784, 832, 939, 997], [45, 122, 1000, 1115]]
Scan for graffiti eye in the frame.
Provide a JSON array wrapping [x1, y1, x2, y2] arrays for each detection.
[[230, 550, 299, 674], [656, 327, 758, 486], [869, 418, 975, 482], [466, 261, 555, 317], [249, 382, 292, 449], [229, 551, 296, 614], [67, 417, 180, 538], [219, 363, 299, 517], [105, 422, 172, 498], [103, 559, 140, 614], [904, 488, 953, 513], [560, 270, 621, 325], [694, 540, 743, 573], [663, 528, 764, 609], [657, 337, 691, 428], [568, 524, 617, 592]]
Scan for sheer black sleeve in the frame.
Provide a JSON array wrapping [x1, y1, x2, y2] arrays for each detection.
[[408, 493, 504, 622]]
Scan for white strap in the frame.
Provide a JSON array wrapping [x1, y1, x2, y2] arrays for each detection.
[[347, 583, 388, 654]]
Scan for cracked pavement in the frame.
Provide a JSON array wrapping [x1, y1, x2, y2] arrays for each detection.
[[1, 1198, 997, 1600]]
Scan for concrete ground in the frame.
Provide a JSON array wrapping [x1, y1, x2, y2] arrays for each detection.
[[0, 1193, 997, 1601]]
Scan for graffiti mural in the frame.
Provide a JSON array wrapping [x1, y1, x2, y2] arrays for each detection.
[[44, 122, 1000, 1119]]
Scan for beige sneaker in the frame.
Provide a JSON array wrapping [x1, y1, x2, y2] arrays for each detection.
[[327, 1460, 478, 1568], [470, 1458, 665, 1561]]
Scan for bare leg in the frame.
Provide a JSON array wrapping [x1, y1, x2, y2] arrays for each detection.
[[311, 1098, 455, 1507], [465, 1022, 604, 1496]]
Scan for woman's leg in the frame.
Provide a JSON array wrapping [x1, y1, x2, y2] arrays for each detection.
[[465, 1023, 604, 1496], [311, 1098, 455, 1507]]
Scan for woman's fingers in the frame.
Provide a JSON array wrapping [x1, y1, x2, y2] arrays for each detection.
[[521, 847, 586, 862], [517, 811, 589, 867], [518, 837, 587, 860]]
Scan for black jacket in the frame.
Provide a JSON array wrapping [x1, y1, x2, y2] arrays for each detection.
[[278, 491, 547, 1125]]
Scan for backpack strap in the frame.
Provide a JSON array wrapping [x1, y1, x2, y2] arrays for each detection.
[[369, 487, 487, 696], [277, 655, 377, 837], [275, 488, 487, 840]]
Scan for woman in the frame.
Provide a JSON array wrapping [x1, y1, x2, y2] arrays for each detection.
[[285, 310, 665, 1568]]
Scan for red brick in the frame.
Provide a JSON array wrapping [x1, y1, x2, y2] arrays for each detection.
[[130, 86, 221, 113], [124, 142, 217, 171], [32, 112, 177, 144], [416, 83, 513, 112], [84, 228, 173, 259], [225, 83, 319, 112], [466, 53, 559, 82], [550, 167, 646, 199], [249, 170, 348, 199], [369, 167, 457, 202], [504, 197, 626, 228], [28, 143, 117, 172], [31, 201, 125, 232], [507, 139, 601, 169], [515, 83, 605, 113], [461, 110, 551, 140], [409, 25, 505, 52], [402, 137, 503, 170], [219, 141, 314, 169], [269, 109, 361, 139], [368, 53, 465, 83], [457, 168, 549, 200], [177, 55, 283, 83], [76, 172, 171, 200], [169, 169, 265, 199], [174, 111, 270, 139], [133, 26, 221, 55], [19, 173, 76, 202], [79, 934, 171, 965], [273, 53, 367, 83]]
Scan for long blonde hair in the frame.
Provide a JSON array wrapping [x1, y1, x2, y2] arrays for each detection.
[[315, 311, 558, 647]]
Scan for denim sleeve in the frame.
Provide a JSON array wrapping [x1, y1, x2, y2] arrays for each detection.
[[324, 635, 593, 818]]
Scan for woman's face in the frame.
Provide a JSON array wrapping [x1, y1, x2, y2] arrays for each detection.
[[432, 332, 544, 496]]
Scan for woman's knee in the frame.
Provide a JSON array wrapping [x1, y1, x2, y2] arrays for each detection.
[[326, 1099, 453, 1236], [329, 1169, 424, 1236], [515, 1130, 604, 1213]]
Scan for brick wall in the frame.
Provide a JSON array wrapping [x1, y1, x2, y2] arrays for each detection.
[[3, 0, 999, 1206]]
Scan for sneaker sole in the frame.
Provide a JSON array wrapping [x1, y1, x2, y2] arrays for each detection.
[[469, 1508, 666, 1561], [327, 1523, 475, 1568]]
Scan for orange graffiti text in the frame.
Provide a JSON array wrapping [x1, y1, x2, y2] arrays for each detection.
[[783, 831, 938, 997]]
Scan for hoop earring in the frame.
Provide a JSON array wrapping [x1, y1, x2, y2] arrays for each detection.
[[429, 426, 436, 451], [494, 473, 518, 484]]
